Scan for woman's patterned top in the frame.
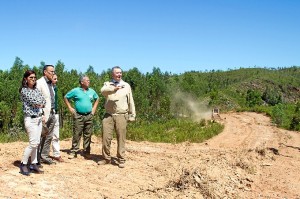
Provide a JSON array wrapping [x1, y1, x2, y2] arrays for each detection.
[[20, 87, 46, 117]]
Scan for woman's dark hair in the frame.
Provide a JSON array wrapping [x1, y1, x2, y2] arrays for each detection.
[[19, 70, 37, 93]]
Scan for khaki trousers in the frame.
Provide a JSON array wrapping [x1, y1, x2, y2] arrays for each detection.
[[102, 113, 128, 163]]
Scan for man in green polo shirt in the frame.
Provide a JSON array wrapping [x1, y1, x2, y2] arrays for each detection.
[[64, 75, 99, 159]]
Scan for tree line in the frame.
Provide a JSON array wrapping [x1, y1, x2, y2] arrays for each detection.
[[1, 57, 300, 142]]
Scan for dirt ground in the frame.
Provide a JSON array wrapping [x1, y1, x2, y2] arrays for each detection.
[[0, 112, 300, 199]]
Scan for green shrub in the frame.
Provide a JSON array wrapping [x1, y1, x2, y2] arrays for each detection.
[[127, 118, 224, 143], [289, 101, 300, 130], [246, 89, 263, 107], [270, 103, 294, 129]]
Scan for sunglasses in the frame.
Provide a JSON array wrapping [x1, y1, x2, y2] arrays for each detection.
[[47, 70, 56, 74], [28, 76, 36, 79]]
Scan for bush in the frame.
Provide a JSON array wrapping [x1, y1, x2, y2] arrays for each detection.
[[262, 87, 282, 106], [246, 89, 263, 107], [127, 118, 224, 143], [270, 103, 294, 129], [289, 101, 300, 130]]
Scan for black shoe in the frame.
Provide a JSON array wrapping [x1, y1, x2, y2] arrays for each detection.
[[19, 163, 30, 176], [41, 158, 56, 165], [29, 164, 44, 174]]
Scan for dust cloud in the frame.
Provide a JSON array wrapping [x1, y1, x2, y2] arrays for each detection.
[[171, 92, 212, 121]]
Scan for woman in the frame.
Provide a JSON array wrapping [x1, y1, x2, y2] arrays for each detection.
[[19, 70, 46, 176]]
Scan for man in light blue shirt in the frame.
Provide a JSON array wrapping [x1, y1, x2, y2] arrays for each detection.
[[64, 75, 99, 159]]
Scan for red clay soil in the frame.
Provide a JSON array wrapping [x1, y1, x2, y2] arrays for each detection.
[[0, 112, 299, 198]]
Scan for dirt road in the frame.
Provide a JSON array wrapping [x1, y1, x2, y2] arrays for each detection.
[[0, 112, 299, 198]]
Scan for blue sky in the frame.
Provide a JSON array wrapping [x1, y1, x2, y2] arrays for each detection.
[[0, 0, 299, 74]]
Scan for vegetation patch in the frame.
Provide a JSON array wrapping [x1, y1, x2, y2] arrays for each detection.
[[1, 60, 300, 143], [127, 118, 224, 143]]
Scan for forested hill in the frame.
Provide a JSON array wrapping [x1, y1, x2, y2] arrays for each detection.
[[1, 57, 300, 138], [173, 66, 300, 131], [175, 66, 300, 110]]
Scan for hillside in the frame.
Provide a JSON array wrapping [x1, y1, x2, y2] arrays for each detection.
[[0, 112, 299, 198], [176, 67, 300, 110]]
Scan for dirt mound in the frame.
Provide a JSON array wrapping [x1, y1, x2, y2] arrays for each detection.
[[0, 112, 300, 198]]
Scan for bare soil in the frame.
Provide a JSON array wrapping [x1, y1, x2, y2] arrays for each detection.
[[0, 112, 300, 199]]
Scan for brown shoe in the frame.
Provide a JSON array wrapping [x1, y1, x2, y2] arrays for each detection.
[[52, 156, 64, 162]]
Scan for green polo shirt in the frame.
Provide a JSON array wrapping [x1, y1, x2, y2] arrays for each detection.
[[65, 87, 99, 114]]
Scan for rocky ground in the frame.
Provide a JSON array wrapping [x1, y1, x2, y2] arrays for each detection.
[[0, 112, 299, 199]]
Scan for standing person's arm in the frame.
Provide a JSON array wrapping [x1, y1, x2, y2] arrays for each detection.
[[64, 97, 76, 114], [128, 86, 136, 121], [92, 98, 99, 115], [91, 90, 99, 115]]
